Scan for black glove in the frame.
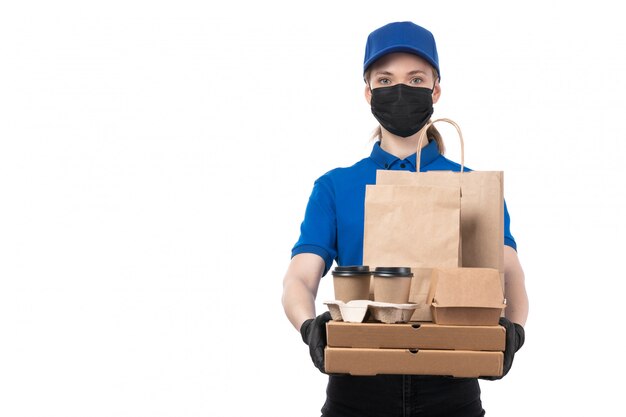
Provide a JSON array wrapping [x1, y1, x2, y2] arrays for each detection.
[[300, 311, 332, 373], [481, 317, 525, 380]]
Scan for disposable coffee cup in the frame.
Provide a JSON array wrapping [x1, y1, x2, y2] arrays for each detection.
[[373, 267, 413, 304], [332, 265, 371, 302]]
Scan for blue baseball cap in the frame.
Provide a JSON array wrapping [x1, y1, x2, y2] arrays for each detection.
[[363, 21, 440, 79]]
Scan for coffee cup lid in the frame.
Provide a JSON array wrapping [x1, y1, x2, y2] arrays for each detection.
[[332, 265, 371, 276], [374, 266, 413, 277]]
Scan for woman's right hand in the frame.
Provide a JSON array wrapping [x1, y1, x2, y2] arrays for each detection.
[[300, 311, 332, 373], [281, 253, 327, 369]]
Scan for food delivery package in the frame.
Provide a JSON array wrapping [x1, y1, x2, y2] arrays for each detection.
[[365, 118, 504, 321]]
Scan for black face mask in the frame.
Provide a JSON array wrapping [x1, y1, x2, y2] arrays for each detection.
[[370, 84, 434, 138]]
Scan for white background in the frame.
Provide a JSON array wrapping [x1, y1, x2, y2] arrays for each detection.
[[1, 1, 624, 416]]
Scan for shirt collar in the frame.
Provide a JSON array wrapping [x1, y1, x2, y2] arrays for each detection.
[[369, 139, 440, 171]]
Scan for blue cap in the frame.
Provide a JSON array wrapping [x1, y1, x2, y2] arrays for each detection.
[[363, 21, 440, 79]]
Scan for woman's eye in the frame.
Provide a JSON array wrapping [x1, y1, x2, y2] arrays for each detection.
[[378, 78, 391, 85], [410, 77, 423, 84]]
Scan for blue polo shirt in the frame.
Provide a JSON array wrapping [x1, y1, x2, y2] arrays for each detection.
[[291, 140, 517, 276]]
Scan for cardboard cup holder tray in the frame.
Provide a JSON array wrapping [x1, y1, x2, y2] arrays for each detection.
[[324, 300, 420, 323]]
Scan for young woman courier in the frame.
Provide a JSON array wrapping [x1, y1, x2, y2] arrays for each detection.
[[281, 21, 529, 417]]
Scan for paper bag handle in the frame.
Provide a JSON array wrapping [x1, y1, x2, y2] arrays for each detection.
[[416, 118, 465, 173]]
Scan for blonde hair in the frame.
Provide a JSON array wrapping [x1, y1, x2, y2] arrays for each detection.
[[365, 65, 445, 154]]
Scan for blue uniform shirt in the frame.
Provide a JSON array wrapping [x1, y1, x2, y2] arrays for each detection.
[[291, 140, 517, 276]]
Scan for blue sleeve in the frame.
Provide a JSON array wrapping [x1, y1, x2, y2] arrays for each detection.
[[504, 199, 517, 251], [291, 175, 338, 275]]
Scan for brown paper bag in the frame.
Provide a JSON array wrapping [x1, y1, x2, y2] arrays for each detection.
[[376, 119, 504, 272], [365, 118, 504, 321], [363, 175, 461, 321]]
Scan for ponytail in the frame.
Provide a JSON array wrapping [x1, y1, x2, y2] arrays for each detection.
[[427, 123, 445, 154]]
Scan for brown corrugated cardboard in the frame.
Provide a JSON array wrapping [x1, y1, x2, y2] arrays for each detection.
[[326, 321, 505, 351], [325, 348, 503, 378], [428, 268, 506, 325]]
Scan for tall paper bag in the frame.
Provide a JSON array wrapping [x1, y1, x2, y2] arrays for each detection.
[[366, 118, 504, 321], [376, 170, 503, 273], [377, 118, 503, 273]]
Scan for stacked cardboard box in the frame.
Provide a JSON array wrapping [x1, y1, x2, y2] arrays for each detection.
[[324, 268, 506, 378]]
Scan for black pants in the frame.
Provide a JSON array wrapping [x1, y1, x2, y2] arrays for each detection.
[[321, 374, 485, 417]]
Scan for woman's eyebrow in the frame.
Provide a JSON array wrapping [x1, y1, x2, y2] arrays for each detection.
[[407, 70, 427, 76], [374, 70, 394, 76]]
